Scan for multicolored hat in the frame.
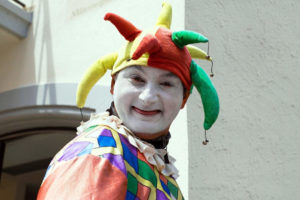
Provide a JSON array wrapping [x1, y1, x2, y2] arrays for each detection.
[[76, 2, 219, 131]]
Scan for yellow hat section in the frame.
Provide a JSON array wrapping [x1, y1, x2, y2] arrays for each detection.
[[76, 52, 118, 108], [155, 2, 172, 29], [187, 45, 212, 61]]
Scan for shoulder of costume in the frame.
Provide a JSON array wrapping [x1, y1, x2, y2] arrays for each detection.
[[41, 114, 128, 182]]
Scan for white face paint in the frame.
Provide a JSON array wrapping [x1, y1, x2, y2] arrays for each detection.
[[113, 66, 184, 139]]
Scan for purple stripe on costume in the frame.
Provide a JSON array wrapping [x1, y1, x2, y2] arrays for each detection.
[[102, 153, 126, 176], [156, 189, 169, 200], [99, 129, 113, 137], [58, 141, 91, 161], [119, 134, 137, 156]]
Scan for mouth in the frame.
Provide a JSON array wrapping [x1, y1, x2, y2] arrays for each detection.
[[132, 106, 161, 116]]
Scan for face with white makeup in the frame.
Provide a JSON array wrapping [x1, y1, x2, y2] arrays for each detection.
[[112, 65, 185, 139]]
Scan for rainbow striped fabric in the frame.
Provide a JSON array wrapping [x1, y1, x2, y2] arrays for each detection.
[[37, 124, 184, 200]]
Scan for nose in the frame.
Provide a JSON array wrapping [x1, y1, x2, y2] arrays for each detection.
[[139, 84, 159, 105]]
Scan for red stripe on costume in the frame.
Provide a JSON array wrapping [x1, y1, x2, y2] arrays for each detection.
[[37, 155, 127, 200]]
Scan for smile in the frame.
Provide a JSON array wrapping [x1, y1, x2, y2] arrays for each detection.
[[132, 106, 161, 116]]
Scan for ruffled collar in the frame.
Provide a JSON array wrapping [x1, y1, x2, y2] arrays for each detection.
[[77, 112, 179, 179]]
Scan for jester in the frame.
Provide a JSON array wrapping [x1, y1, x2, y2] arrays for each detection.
[[37, 2, 219, 200]]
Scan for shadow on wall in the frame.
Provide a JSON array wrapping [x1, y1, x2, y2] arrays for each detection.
[[35, 0, 56, 104]]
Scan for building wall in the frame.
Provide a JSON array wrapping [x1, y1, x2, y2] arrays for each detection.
[[0, 0, 189, 198], [0, 0, 185, 93], [186, 0, 300, 199]]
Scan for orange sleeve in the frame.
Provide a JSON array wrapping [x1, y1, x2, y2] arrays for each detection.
[[37, 154, 127, 200]]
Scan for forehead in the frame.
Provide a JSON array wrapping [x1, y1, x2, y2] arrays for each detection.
[[120, 65, 179, 79]]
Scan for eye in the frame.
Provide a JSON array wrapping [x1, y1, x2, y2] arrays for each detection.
[[130, 75, 145, 84], [160, 81, 173, 87]]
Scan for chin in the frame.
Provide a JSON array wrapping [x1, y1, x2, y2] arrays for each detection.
[[128, 123, 166, 135], [130, 127, 158, 135]]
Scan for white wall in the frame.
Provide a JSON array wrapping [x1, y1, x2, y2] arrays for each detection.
[[0, 0, 189, 198], [0, 0, 185, 92], [186, 0, 300, 199]]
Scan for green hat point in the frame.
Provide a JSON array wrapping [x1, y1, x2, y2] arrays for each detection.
[[172, 31, 208, 48]]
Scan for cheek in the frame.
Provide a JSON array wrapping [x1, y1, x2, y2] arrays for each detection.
[[113, 82, 137, 110], [113, 79, 129, 100], [113, 90, 130, 119], [113, 88, 130, 106], [162, 92, 183, 115]]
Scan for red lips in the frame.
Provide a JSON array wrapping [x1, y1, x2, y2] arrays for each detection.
[[132, 106, 161, 116]]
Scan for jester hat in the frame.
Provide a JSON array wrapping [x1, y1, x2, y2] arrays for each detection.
[[77, 2, 219, 131]]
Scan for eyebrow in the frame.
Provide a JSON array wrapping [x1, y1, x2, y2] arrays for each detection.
[[162, 72, 177, 78], [130, 66, 177, 78], [130, 65, 143, 70]]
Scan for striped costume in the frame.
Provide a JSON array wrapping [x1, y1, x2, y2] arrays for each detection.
[[37, 112, 184, 200]]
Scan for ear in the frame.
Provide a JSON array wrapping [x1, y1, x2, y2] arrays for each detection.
[[180, 90, 190, 109], [110, 76, 116, 95]]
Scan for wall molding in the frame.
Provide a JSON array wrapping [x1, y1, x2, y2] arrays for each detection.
[[0, 0, 33, 38], [0, 83, 112, 138]]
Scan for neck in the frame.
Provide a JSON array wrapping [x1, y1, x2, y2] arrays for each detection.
[[143, 131, 171, 149], [133, 125, 169, 139]]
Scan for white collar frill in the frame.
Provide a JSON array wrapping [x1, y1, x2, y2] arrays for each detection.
[[77, 112, 179, 179]]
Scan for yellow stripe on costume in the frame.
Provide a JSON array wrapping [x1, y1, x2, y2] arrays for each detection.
[[165, 176, 183, 200], [165, 175, 178, 186], [110, 128, 123, 155], [178, 190, 183, 200], [154, 168, 172, 199], [125, 162, 156, 199], [91, 146, 122, 156]]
